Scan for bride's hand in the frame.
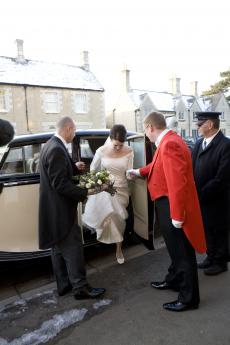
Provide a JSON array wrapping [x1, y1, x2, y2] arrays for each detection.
[[100, 184, 109, 192]]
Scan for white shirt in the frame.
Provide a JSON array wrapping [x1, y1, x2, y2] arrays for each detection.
[[203, 130, 220, 149], [54, 133, 69, 150], [155, 129, 170, 147]]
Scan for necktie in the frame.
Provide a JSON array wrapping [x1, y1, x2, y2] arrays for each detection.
[[203, 140, 207, 150]]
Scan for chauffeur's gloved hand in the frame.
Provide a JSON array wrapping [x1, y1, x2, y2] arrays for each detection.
[[126, 169, 141, 179], [172, 219, 184, 228]]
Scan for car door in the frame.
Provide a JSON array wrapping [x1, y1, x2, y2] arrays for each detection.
[[0, 143, 49, 260], [128, 134, 156, 249]]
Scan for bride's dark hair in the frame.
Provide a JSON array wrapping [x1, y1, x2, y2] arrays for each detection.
[[110, 124, 127, 143]]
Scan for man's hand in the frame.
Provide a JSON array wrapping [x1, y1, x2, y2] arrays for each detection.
[[126, 169, 141, 180], [75, 161, 86, 171]]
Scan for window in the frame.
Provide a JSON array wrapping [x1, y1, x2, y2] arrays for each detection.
[[43, 92, 60, 113], [192, 129, 198, 140], [181, 129, 186, 138], [74, 93, 88, 113], [79, 137, 107, 171], [0, 90, 6, 112], [129, 138, 146, 169], [178, 112, 184, 120], [1, 144, 41, 175]]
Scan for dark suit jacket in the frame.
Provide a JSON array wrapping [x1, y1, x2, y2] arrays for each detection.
[[39, 136, 88, 249], [192, 131, 230, 228]]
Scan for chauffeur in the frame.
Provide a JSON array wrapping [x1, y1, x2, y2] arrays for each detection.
[[193, 111, 230, 275]]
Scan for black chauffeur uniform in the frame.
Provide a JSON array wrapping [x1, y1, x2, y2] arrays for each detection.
[[192, 112, 230, 268]]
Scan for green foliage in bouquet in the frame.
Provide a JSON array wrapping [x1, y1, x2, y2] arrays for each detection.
[[73, 169, 117, 196]]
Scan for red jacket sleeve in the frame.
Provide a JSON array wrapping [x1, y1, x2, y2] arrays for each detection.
[[162, 141, 188, 221], [139, 162, 152, 177]]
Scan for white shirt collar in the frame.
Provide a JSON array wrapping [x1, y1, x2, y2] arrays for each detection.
[[155, 129, 170, 147], [54, 133, 69, 149], [203, 130, 220, 147]]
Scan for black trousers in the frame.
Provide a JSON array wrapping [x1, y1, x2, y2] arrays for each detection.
[[155, 197, 200, 306], [200, 205, 229, 265], [51, 224, 87, 294]]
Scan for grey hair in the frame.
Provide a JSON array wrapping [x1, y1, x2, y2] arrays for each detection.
[[56, 116, 75, 131]]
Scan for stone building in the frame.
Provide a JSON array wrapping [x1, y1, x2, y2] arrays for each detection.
[[0, 40, 105, 134], [108, 68, 230, 137]]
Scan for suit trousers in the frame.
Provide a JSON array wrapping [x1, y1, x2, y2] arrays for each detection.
[[155, 197, 200, 306], [51, 224, 87, 294]]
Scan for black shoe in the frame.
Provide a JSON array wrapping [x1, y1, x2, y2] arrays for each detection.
[[74, 285, 106, 300], [58, 284, 72, 296], [150, 281, 179, 291], [197, 257, 212, 269], [163, 300, 198, 312], [204, 264, 228, 276]]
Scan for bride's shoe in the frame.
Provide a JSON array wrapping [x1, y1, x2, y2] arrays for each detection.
[[116, 253, 125, 264]]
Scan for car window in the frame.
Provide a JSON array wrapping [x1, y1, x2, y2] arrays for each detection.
[[129, 138, 146, 169], [24, 144, 41, 173], [79, 137, 107, 171], [1, 144, 42, 175], [1, 147, 24, 174]]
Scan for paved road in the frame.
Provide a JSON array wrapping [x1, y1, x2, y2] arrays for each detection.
[[0, 244, 230, 345]]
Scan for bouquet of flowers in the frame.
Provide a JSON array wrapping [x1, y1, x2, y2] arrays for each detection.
[[73, 169, 117, 196]]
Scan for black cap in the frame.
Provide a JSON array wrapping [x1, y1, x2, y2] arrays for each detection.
[[195, 111, 221, 121]]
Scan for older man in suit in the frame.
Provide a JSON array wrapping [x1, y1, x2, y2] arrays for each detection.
[[127, 112, 206, 312], [39, 116, 105, 299], [193, 111, 230, 275]]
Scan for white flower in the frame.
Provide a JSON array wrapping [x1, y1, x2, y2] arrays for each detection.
[[97, 179, 102, 185], [86, 183, 92, 189]]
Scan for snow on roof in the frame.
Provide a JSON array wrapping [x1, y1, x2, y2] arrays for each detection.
[[0, 56, 104, 91], [129, 89, 175, 111], [128, 89, 147, 107], [147, 91, 175, 112]]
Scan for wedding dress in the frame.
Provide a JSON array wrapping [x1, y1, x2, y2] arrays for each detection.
[[82, 146, 133, 243]]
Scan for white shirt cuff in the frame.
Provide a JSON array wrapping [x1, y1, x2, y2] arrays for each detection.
[[172, 219, 183, 228]]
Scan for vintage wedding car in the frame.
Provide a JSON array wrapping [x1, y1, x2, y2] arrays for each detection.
[[0, 129, 156, 261]]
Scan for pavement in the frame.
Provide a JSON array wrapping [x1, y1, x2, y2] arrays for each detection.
[[1, 242, 230, 345]]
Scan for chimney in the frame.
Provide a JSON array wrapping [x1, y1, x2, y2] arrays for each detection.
[[15, 39, 25, 63], [170, 76, 181, 96], [190, 81, 198, 97], [81, 51, 89, 71], [121, 65, 130, 92]]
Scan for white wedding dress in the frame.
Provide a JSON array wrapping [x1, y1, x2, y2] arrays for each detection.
[[82, 146, 133, 243]]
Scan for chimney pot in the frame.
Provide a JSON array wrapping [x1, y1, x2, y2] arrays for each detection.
[[122, 66, 130, 92], [15, 39, 25, 63], [190, 81, 198, 97], [170, 76, 181, 96], [81, 51, 89, 71]]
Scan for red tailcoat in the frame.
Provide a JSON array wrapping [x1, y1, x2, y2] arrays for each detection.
[[139, 131, 206, 253]]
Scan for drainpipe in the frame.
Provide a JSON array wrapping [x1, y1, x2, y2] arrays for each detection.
[[112, 108, 116, 125], [188, 108, 190, 137], [23, 86, 29, 133]]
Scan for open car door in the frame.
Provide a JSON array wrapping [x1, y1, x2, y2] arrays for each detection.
[[128, 134, 156, 249]]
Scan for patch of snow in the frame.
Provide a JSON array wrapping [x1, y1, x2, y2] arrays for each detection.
[[93, 299, 112, 310], [0, 308, 87, 345]]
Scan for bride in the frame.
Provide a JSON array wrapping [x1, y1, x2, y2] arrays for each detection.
[[82, 124, 133, 264]]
